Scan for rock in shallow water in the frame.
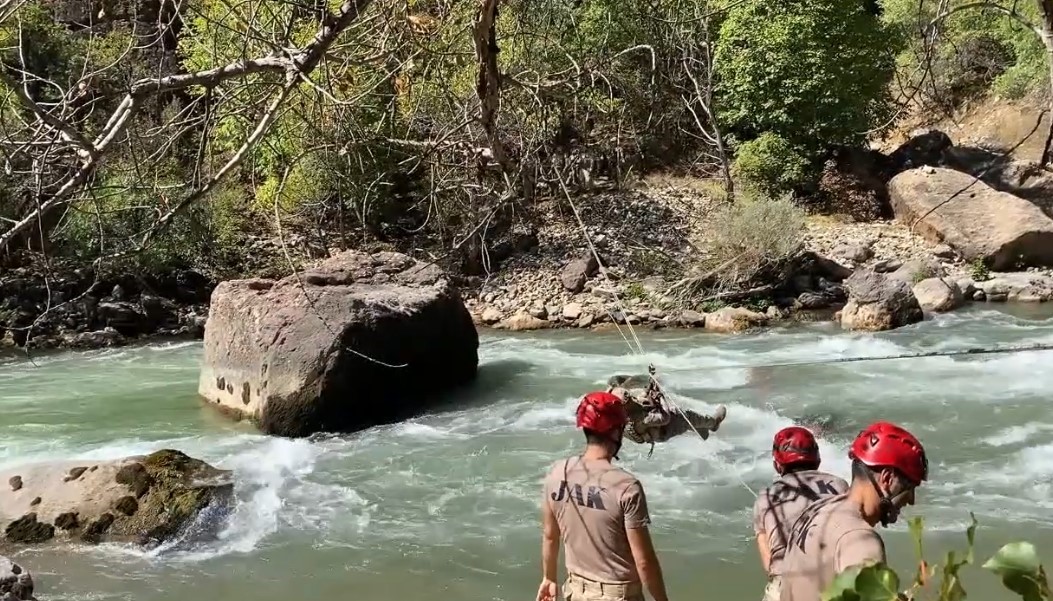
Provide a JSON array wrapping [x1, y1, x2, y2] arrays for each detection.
[[0, 450, 233, 547], [0, 556, 34, 600], [839, 269, 924, 332], [198, 250, 480, 438]]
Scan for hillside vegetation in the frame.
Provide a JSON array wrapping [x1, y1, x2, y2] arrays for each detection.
[[0, 0, 1048, 282]]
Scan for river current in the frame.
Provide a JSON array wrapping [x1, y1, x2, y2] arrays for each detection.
[[2, 305, 1053, 600]]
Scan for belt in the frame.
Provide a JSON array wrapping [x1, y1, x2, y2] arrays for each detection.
[[567, 573, 643, 596]]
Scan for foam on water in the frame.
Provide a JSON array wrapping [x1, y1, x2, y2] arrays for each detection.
[[3, 306, 1053, 594]]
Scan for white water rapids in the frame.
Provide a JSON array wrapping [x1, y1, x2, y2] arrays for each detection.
[[1, 305, 1052, 600]]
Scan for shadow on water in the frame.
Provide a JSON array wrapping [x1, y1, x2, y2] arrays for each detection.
[[307, 358, 538, 443]]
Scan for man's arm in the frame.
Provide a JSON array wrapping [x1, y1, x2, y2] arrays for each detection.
[[755, 531, 772, 573], [541, 502, 560, 583], [623, 482, 668, 601], [627, 525, 669, 601], [752, 495, 771, 573]]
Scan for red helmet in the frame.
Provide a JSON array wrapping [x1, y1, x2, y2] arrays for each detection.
[[772, 426, 820, 466], [849, 421, 928, 485], [576, 391, 628, 435]]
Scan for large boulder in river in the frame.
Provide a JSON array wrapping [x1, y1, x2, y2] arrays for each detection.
[[198, 250, 479, 438], [839, 269, 924, 332], [0, 450, 232, 547], [889, 167, 1053, 270]]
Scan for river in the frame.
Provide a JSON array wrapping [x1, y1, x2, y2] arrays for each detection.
[[2, 305, 1053, 600]]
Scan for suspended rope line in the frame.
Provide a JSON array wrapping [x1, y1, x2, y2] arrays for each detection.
[[691, 341, 1053, 373], [555, 172, 1053, 499], [556, 174, 759, 498]]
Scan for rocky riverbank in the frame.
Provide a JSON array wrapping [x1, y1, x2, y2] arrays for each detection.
[[5, 129, 1053, 347], [0, 263, 213, 351], [460, 132, 1053, 333], [461, 203, 1053, 334]]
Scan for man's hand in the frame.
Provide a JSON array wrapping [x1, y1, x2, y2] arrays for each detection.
[[536, 578, 558, 601]]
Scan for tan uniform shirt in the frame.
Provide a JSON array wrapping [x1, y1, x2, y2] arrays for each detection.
[[753, 470, 850, 576], [543, 457, 651, 584], [779, 494, 886, 601]]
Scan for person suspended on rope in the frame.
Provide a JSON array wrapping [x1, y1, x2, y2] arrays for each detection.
[[778, 421, 928, 601], [753, 427, 849, 601], [537, 391, 670, 601], [606, 366, 728, 448]]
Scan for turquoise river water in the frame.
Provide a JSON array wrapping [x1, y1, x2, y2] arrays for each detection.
[[2, 305, 1053, 600]]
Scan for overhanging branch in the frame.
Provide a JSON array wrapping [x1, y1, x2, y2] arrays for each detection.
[[0, 0, 375, 251]]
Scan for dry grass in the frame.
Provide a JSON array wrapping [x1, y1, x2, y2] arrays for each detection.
[[669, 189, 806, 300]]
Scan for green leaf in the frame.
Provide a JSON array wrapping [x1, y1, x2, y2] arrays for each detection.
[[822, 563, 901, 601], [854, 564, 902, 601], [984, 543, 1042, 579], [823, 565, 864, 601], [908, 515, 925, 561], [983, 542, 1051, 601]]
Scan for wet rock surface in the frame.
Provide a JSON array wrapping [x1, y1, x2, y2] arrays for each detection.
[[0, 450, 233, 547]]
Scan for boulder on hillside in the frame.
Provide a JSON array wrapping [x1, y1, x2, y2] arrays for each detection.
[[0, 450, 232, 548], [839, 269, 924, 331], [942, 146, 1053, 216], [561, 255, 600, 293], [889, 167, 1053, 270], [0, 556, 34, 600], [198, 250, 479, 438]]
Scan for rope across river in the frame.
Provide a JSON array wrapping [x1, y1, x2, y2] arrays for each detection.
[[553, 171, 1053, 500]]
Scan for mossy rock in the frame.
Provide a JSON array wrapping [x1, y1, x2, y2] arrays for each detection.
[[111, 450, 234, 546], [0, 449, 233, 548]]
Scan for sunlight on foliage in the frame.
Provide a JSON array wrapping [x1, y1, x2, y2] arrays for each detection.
[[823, 513, 1052, 601]]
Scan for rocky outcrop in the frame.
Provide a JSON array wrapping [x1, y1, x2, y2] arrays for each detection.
[[889, 167, 1053, 270], [0, 267, 212, 349], [0, 450, 232, 547], [973, 272, 1053, 302], [941, 147, 1053, 216], [198, 250, 479, 438], [0, 556, 33, 600], [838, 269, 924, 331]]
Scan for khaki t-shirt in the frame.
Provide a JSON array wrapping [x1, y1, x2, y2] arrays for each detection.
[[753, 470, 849, 576], [543, 457, 651, 584], [779, 494, 886, 601]]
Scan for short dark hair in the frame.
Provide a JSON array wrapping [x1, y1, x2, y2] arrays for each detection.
[[782, 460, 820, 474], [584, 429, 609, 445], [851, 459, 871, 480]]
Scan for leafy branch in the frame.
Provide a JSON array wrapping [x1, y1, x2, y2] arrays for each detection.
[[823, 514, 1052, 601]]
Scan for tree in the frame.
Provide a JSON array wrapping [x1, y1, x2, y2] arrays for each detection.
[[713, 0, 896, 187]]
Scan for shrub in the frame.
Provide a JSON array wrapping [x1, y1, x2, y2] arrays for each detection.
[[714, 0, 896, 162], [825, 514, 1052, 601], [731, 132, 811, 197], [692, 189, 806, 290]]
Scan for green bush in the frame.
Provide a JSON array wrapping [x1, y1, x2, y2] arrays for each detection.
[[824, 514, 1052, 601], [881, 0, 1047, 103], [693, 189, 806, 290], [714, 0, 896, 162], [731, 132, 811, 197]]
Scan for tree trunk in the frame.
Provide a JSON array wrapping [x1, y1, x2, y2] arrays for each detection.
[[1039, 0, 1053, 166]]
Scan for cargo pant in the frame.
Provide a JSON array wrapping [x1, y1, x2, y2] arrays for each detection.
[[762, 575, 782, 601], [563, 573, 644, 601]]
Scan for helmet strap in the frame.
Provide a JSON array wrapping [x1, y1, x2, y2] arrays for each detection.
[[865, 469, 899, 527]]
